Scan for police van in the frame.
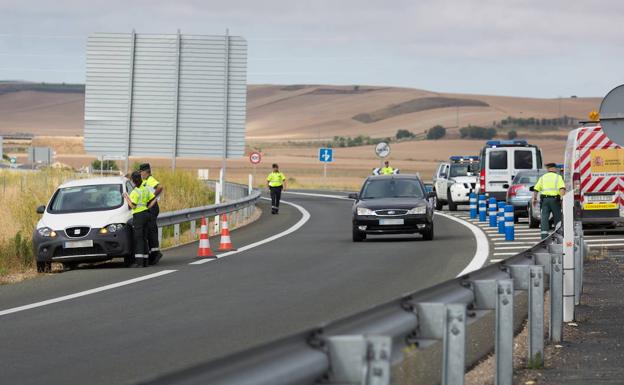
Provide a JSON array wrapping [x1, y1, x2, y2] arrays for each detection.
[[478, 140, 543, 201], [564, 125, 624, 226], [432, 156, 479, 211]]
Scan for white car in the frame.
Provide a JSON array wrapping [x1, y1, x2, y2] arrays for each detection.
[[432, 159, 478, 211], [33, 177, 136, 272]]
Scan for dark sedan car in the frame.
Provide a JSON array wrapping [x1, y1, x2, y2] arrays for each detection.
[[349, 174, 435, 242]]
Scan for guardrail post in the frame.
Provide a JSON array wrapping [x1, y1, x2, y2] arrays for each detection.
[[469, 193, 477, 219], [573, 221, 583, 305], [472, 279, 514, 385], [174, 223, 180, 243], [504, 205, 514, 241], [158, 227, 163, 245], [327, 335, 392, 385], [528, 265, 544, 366], [190, 219, 196, 237], [479, 194, 487, 222], [443, 303, 466, 385], [497, 202, 505, 234], [489, 198, 497, 227], [549, 244, 564, 342]]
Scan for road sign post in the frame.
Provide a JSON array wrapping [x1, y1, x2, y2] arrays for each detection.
[[319, 148, 334, 178]]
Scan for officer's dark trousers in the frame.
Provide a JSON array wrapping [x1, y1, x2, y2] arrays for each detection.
[[132, 210, 151, 265], [147, 203, 160, 252], [270, 186, 283, 213], [540, 196, 561, 239]]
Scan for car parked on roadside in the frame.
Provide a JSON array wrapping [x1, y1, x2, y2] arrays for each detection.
[[33, 177, 136, 272], [349, 174, 435, 242]]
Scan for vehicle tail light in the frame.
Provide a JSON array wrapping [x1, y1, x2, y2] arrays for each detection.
[[573, 172, 581, 201], [479, 168, 486, 193], [508, 185, 523, 197]]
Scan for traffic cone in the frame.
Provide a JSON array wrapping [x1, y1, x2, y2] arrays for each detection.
[[218, 214, 235, 251], [196, 217, 215, 258]]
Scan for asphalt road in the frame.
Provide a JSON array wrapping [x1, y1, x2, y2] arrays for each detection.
[[0, 192, 479, 385]]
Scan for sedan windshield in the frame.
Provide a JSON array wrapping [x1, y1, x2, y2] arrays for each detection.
[[48, 184, 123, 213], [361, 179, 424, 199]]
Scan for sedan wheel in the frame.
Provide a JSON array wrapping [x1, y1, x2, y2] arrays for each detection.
[[352, 227, 366, 242], [422, 224, 434, 241]]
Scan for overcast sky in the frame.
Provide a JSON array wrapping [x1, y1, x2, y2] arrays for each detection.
[[0, 0, 621, 97]]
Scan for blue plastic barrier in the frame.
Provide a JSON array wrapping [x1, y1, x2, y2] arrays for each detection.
[[489, 197, 497, 227], [478, 194, 487, 222], [498, 201, 505, 234], [505, 205, 515, 241], [469, 193, 477, 219]]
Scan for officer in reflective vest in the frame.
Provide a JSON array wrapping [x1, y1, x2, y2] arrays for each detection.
[[123, 171, 156, 267], [533, 163, 566, 239], [267, 163, 286, 214], [381, 161, 394, 175], [139, 163, 164, 265]]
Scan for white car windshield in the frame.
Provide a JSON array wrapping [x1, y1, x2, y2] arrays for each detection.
[[48, 184, 123, 213]]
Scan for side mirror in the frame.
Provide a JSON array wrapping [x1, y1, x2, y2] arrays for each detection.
[[428, 191, 436, 199], [36, 205, 46, 214], [529, 186, 535, 192], [503, 184, 509, 189], [348, 193, 358, 200]]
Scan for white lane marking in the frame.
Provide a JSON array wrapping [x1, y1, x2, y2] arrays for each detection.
[[493, 242, 535, 245], [588, 243, 624, 248], [584, 238, 624, 243], [490, 237, 540, 241], [283, 191, 351, 200], [435, 212, 489, 277], [0, 270, 177, 317], [493, 252, 519, 256], [490, 259, 504, 263], [190, 198, 311, 265]]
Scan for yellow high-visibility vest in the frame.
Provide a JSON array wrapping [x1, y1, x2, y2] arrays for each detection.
[[129, 185, 155, 214], [267, 171, 286, 187], [381, 167, 394, 175], [534, 172, 564, 197]]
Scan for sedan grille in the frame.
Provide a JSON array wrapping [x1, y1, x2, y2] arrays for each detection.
[[65, 227, 91, 238], [375, 209, 408, 216]]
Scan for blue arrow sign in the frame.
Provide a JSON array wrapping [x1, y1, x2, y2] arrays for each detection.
[[318, 148, 333, 163]]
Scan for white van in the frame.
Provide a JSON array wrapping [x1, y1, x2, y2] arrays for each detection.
[[564, 125, 624, 226], [478, 140, 543, 201], [33, 176, 135, 272]]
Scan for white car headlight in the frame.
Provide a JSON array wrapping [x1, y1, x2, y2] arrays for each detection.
[[37, 227, 57, 237], [357, 207, 376, 216], [100, 224, 125, 234], [407, 206, 427, 215]]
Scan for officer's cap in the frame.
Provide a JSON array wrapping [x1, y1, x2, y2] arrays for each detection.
[[545, 162, 558, 168], [139, 163, 151, 171]]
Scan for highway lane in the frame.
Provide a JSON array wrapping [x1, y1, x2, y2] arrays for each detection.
[[0, 192, 481, 385]]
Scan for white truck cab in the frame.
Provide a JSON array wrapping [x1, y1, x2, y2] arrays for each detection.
[[478, 140, 543, 201], [432, 156, 479, 211]]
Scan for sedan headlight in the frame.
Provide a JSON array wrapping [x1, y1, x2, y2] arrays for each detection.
[[357, 207, 376, 216], [37, 227, 57, 237], [100, 224, 125, 234], [407, 206, 427, 215]]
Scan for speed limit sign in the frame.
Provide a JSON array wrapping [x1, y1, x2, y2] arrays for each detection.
[[249, 151, 262, 164]]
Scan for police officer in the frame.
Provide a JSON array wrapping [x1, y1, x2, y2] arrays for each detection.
[[533, 163, 566, 239], [381, 160, 394, 175], [123, 171, 156, 267], [267, 163, 286, 214], [139, 163, 163, 265]]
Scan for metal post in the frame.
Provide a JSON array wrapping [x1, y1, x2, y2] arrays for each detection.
[[124, 29, 137, 174], [497, 201, 505, 234], [562, 191, 575, 322], [469, 193, 477, 219], [574, 221, 582, 306], [442, 304, 466, 385], [495, 279, 514, 385], [550, 248, 564, 343], [489, 198, 497, 227], [174, 223, 180, 243], [221, 29, 231, 192], [214, 181, 221, 235], [528, 265, 544, 366], [171, 29, 182, 170], [479, 194, 487, 222], [158, 227, 163, 246], [248, 173, 253, 195], [190, 220, 196, 237], [323, 162, 327, 178], [504, 205, 515, 241]]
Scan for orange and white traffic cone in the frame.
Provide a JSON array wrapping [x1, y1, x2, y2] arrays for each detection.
[[197, 217, 215, 258], [218, 214, 235, 251]]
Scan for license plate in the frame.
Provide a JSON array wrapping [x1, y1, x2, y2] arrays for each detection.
[[586, 195, 613, 203], [64, 240, 94, 249], [584, 203, 618, 210], [379, 218, 404, 225]]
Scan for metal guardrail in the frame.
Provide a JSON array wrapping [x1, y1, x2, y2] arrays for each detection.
[[146, 220, 586, 385], [156, 182, 260, 243]]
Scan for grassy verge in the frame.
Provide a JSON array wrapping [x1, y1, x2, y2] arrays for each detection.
[[0, 169, 214, 282]]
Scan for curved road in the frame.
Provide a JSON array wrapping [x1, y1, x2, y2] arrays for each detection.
[[0, 192, 481, 385]]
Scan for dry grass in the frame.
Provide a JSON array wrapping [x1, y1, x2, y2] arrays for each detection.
[[32, 136, 85, 154]]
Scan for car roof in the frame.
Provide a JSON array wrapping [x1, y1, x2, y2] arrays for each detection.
[[515, 169, 547, 176], [366, 174, 422, 181], [58, 176, 128, 189]]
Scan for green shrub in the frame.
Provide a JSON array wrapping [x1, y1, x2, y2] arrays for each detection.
[[427, 125, 447, 140]]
